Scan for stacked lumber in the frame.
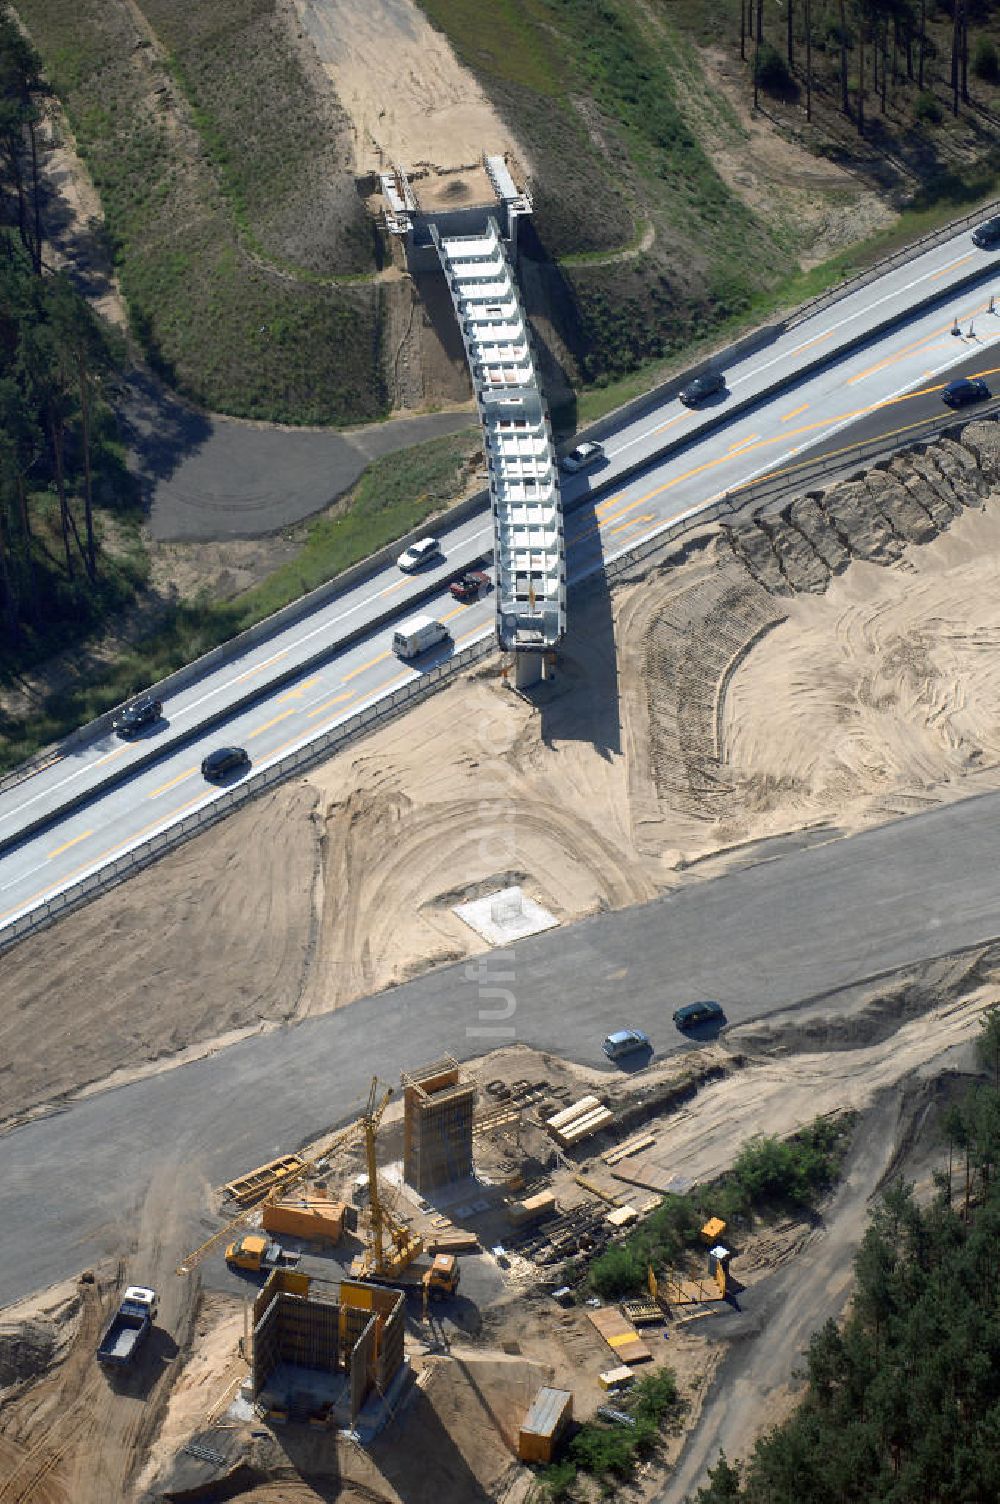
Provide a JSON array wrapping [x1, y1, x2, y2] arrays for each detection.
[[602, 1132, 656, 1167], [546, 1095, 614, 1148]]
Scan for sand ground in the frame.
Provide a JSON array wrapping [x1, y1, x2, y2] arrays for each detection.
[[291, 0, 524, 175], [5, 426, 1000, 1130]]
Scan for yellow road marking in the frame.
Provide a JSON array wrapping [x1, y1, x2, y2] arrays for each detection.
[[780, 404, 808, 421], [247, 709, 295, 740], [48, 829, 92, 859], [278, 677, 320, 703], [148, 767, 196, 799], [343, 651, 390, 682], [381, 578, 409, 596], [95, 746, 127, 767], [729, 433, 759, 452], [792, 328, 835, 356], [932, 254, 972, 279], [307, 692, 356, 719], [236, 651, 288, 683], [653, 410, 691, 435]]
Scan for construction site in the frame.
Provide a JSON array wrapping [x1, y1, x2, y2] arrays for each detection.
[[4, 413, 1000, 1498]]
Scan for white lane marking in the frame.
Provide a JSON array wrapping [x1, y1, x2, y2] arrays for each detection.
[[607, 249, 985, 459]]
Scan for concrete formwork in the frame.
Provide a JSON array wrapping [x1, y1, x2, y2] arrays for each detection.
[[251, 1272, 405, 1424], [402, 1056, 476, 1193]]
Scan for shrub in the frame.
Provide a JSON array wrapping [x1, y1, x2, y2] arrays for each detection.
[[754, 41, 793, 95], [915, 91, 943, 124], [973, 37, 1000, 83]]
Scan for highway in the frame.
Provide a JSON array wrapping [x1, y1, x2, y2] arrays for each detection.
[[2, 782, 1000, 1306], [1, 241, 999, 926]]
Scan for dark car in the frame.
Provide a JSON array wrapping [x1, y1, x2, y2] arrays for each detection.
[[679, 370, 726, 406], [673, 1000, 725, 1030], [112, 695, 162, 737], [201, 745, 250, 781], [449, 569, 490, 602], [971, 216, 1000, 250], [942, 377, 991, 409]]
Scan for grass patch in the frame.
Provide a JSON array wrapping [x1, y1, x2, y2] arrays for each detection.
[[587, 1114, 856, 1301], [0, 429, 479, 774], [16, 0, 383, 423]]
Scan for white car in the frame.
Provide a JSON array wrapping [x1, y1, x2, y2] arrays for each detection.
[[560, 440, 605, 474], [397, 537, 443, 572]]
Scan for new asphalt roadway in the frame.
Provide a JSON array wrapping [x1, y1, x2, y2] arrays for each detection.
[[3, 260, 1000, 928], [2, 786, 1000, 1307]]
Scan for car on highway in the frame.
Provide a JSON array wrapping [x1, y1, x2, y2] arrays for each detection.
[[679, 370, 726, 406], [971, 216, 1000, 249], [112, 694, 162, 737], [559, 440, 605, 474], [397, 537, 443, 572], [673, 1000, 725, 1030], [941, 377, 991, 409], [449, 569, 490, 602], [602, 1028, 651, 1061], [201, 746, 251, 781]]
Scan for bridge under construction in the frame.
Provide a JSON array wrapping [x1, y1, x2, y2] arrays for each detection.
[[381, 157, 565, 687]]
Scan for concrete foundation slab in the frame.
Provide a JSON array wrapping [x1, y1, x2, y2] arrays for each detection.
[[453, 885, 558, 945], [258, 1362, 350, 1422]]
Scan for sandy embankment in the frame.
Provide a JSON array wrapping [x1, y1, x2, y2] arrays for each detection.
[[4, 425, 1000, 1125], [292, 0, 522, 174]]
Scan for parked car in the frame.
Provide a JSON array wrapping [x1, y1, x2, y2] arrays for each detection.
[[971, 216, 1000, 249], [672, 1000, 725, 1030], [560, 440, 605, 474], [602, 1028, 651, 1061], [449, 569, 490, 602], [397, 537, 443, 572], [942, 377, 991, 409], [201, 745, 250, 781], [112, 694, 162, 737], [679, 370, 726, 406]]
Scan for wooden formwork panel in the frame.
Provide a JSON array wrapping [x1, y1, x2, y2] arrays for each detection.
[[586, 1307, 652, 1365]]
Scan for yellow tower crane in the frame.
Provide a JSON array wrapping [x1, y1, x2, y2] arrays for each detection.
[[356, 1077, 424, 1280]]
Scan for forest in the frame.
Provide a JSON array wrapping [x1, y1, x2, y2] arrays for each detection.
[[0, 13, 135, 655], [693, 1009, 1000, 1504]]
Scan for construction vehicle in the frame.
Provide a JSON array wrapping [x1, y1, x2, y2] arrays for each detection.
[[96, 1286, 157, 1368], [225, 1233, 301, 1275], [176, 1114, 363, 1275]]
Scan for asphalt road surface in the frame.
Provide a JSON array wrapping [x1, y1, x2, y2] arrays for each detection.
[[2, 787, 1000, 1307], [3, 256, 1000, 924]]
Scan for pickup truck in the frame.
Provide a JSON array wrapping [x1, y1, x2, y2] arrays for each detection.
[[96, 1286, 158, 1368]]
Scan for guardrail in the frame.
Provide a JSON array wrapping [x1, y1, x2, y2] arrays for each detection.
[[0, 636, 495, 954], [577, 198, 1000, 446], [2, 398, 990, 953]]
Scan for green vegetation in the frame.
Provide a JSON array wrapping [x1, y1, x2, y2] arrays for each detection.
[[538, 1369, 681, 1498], [14, 0, 383, 423], [693, 1013, 1000, 1504], [0, 427, 479, 773], [588, 1115, 855, 1300], [0, 18, 142, 683]]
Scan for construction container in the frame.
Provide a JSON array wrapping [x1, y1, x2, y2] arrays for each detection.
[[263, 1198, 345, 1246], [599, 1365, 635, 1391], [508, 1190, 557, 1227], [518, 1386, 573, 1463]]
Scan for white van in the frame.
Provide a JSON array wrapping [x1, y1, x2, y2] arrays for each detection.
[[392, 614, 451, 660]]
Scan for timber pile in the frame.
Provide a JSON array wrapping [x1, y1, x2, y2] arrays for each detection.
[[545, 1096, 614, 1148]]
